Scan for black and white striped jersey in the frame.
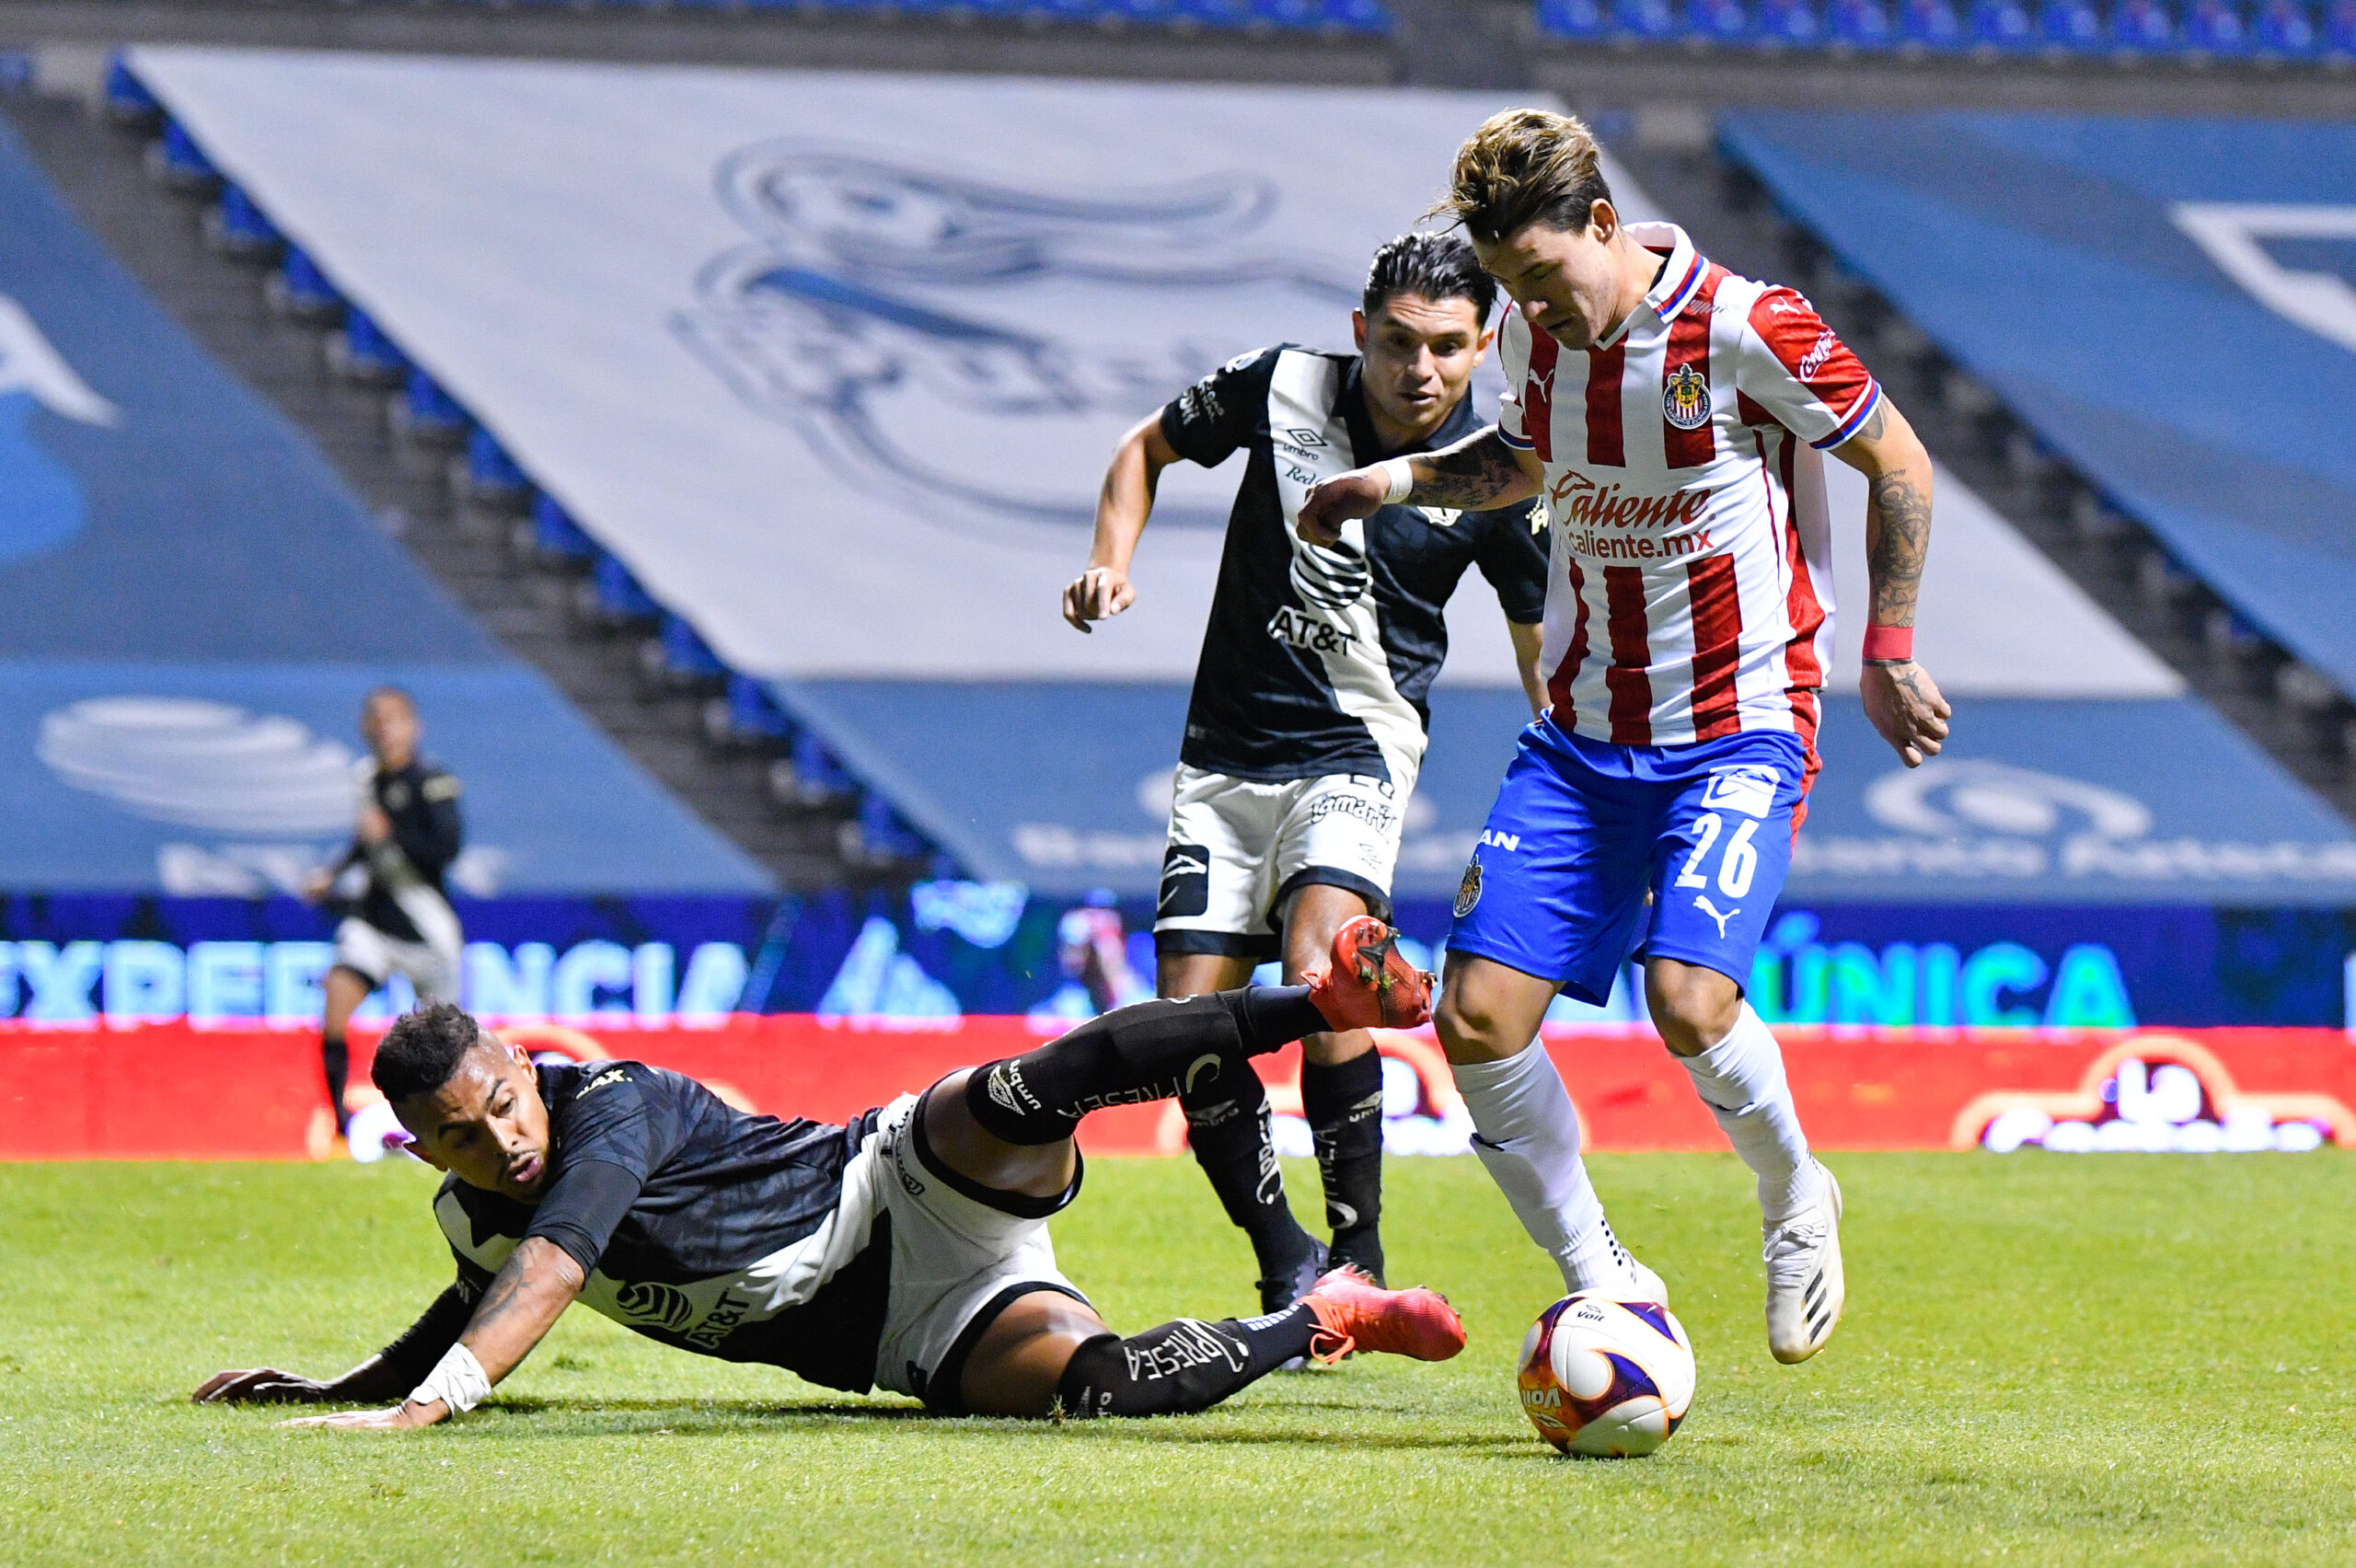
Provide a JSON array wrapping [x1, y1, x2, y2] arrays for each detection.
[[434, 1059, 892, 1394], [1159, 345, 1549, 784]]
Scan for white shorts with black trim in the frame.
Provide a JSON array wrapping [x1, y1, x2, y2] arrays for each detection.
[[863, 1090, 1090, 1412], [1153, 760, 1415, 962], [332, 886, 463, 1003]]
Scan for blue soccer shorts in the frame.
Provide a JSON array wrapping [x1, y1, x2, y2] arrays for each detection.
[[1446, 718, 1811, 1007]]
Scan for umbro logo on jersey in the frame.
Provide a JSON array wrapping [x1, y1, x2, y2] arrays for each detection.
[[1663, 364, 1712, 431], [1281, 426, 1329, 449]]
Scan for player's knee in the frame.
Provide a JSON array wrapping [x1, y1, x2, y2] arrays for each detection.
[[1435, 984, 1512, 1064], [1646, 962, 1742, 1056]]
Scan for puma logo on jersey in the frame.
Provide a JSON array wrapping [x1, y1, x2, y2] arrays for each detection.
[[1694, 895, 1739, 940]]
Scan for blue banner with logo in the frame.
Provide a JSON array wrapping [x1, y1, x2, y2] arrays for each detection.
[[1719, 110, 2356, 698]]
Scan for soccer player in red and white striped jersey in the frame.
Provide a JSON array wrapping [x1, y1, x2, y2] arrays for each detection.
[[1299, 110, 1951, 1365]]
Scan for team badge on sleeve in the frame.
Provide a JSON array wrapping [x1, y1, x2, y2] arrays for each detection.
[[1662, 364, 1712, 431], [1453, 859, 1484, 918]]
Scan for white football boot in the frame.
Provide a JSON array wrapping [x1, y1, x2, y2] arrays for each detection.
[[1762, 1162, 1844, 1364]]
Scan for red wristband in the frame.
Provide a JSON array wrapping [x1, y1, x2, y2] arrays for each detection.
[[1862, 624, 1913, 663]]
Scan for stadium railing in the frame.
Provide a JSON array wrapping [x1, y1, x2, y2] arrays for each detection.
[[1535, 0, 2353, 59], [110, 52, 964, 882]]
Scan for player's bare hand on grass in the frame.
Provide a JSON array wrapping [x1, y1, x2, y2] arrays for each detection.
[[1060, 566, 1135, 632], [1861, 659, 1951, 767], [280, 1402, 442, 1433], [1296, 468, 1389, 548], [193, 1367, 341, 1404]]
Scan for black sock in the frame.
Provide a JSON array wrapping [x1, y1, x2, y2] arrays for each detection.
[[1054, 1304, 1322, 1418], [1181, 1070, 1318, 1283], [964, 989, 1324, 1147], [1302, 1052, 1387, 1283], [321, 1032, 350, 1135]]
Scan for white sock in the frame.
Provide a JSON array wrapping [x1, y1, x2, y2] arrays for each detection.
[[1676, 1003, 1825, 1224], [1454, 1043, 1636, 1295]]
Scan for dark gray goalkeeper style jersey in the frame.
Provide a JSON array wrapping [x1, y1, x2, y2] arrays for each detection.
[[1160, 345, 1550, 784], [433, 1059, 891, 1393]]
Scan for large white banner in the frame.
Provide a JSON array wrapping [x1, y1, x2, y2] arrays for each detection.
[[133, 49, 2176, 698]]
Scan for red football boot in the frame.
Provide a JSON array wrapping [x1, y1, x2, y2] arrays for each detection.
[[1305, 917, 1433, 1032], [1301, 1264, 1466, 1364]]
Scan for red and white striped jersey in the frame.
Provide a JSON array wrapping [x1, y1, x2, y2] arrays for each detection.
[[1496, 223, 1879, 761]]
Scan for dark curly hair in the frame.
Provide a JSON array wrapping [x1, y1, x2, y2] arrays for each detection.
[[371, 1000, 488, 1102]]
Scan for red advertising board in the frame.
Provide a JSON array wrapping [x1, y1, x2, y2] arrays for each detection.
[[2, 1017, 2350, 1161]]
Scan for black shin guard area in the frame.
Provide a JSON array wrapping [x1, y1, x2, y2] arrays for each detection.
[[1053, 1305, 1321, 1419], [1302, 1053, 1386, 1277], [965, 990, 1315, 1147], [1180, 1075, 1314, 1275], [321, 1035, 350, 1133]]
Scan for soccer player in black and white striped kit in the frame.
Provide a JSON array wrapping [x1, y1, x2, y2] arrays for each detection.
[[1063, 234, 1550, 1312]]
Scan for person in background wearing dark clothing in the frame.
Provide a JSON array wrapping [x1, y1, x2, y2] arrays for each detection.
[[301, 687, 465, 1136]]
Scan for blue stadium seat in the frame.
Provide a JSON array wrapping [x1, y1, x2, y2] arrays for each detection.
[[2326, 0, 2356, 51], [460, 427, 529, 506], [1247, 0, 1331, 27], [1321, 0, 1391, 31], [655, 614, 728, 686], [723, 675, 796, 746], [102, 55, 161, 126], [203, 185, 282, 260], [790, 731, 856, 802], [2250, 0, 2318, 52], [2037, 0, 2106, 46], [1611, 0, 1681, 39], [329, 307, 408, 385], [267, 247, 343, 323], [854, 793, 930, 863], [529, 493, 596, 566], [1830, 0, 1897, 46], [1897, 0, 1967, 46], [1175, 0, 1257, 26], [399, 369, 469, 443], [1757, 0, 1826, 41], [1020, 0, 1101, 17], [1968, 0, 2036, 45], [145, 121, 220, 193], [2109, 0, 2177, 49], [2182, 0, 2250, 48], [591, 550, 661, 622], [1689, 0, 1756, 43], [1537, 0, 1611, 33]]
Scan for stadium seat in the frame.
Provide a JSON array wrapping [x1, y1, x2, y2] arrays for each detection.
[[585, 550, 662, 628], [1968, 0, 2036, 46], [1536, 0, 1612, 32], [771, 731, 857, 811], [850, 792, 931, 865], [2326, 0, 2356, 51], [144, 121, 220, 193], [527, 493, 596, 568], [1830, 0, 1898, 47], [102, 55, 162, 129], [393, 368, 469, 447], [1897, 0, 1968, 46], [1175, 0, 1258, 27], [1247, 0, 1331, 28], [642, 614, 728, 696], [2109, 0, 2177, 49], [2182, 0, 2250, 48], [1689, 0, 1757, 43], [1321, 0, 1392, 31], [202, 185, 282, 261], [706, 674, 796, 753], [1611, 0, 1682, 39], [456, 427, 530, 509], [265, 246, 343, 324], [1758, 0, 1827, 42], [326, 307, 408, 386], [2251, 0, 2319, 52], [2037, 0, 2106, 46]]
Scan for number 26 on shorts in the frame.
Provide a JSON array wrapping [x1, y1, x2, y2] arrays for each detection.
[[1672, 812, 1760, 900]]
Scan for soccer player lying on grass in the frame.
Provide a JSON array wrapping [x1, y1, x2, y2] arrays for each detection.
[[193, 920, 1460, 1429]]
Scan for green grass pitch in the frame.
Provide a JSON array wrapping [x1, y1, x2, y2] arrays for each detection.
[[3, 1150, 2352, 1565]]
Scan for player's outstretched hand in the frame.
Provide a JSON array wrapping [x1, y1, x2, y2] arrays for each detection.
[[1297, 467, 1390, 548], [193, 1367, 334, 1404], [1861, 659, 1952, 767], [1061, 566, 1136, 633], [281, 1403, 440, 1432]]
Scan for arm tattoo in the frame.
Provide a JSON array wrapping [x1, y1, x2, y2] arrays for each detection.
[[1865, 467, 1933, 627], [1408, 430, 1541, 510]]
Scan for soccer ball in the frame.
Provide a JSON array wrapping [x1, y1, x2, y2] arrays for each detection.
[[1517, 1294, 1696, 1458]]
